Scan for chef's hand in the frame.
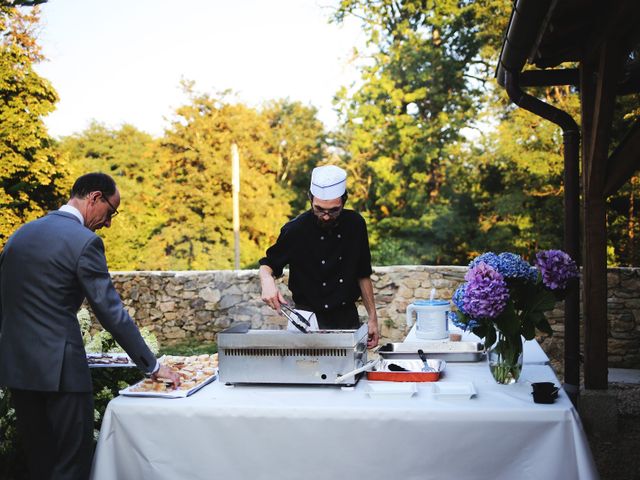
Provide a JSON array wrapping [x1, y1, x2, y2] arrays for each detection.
[[259, 266, 287, 313], [367, 317, 380, 349], [152, 364, 181, 389]]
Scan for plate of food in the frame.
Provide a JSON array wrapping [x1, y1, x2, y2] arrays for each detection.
[[119, 353, 218, 398], [87, 352, 135, 368]]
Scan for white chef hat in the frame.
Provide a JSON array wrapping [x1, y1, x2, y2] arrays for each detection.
[[310, 165, 347, 200]]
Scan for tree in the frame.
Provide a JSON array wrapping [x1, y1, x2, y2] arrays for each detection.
[[57, 96, 330, 271], [58, 122, 162, 269], [332, 0, 511, 264], [147, 85, 293, 270], [262, 99, 326, 213], [0, 3, 69, 246]]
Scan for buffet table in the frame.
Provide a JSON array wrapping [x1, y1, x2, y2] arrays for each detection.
[[90, 361, 597, 480]]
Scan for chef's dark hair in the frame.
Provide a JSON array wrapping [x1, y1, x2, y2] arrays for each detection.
[[71, 173, 116, 199], [308, 190, 349, 205]]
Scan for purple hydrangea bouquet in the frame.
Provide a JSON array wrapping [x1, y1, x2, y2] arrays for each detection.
[[451, 250, 578, 384]]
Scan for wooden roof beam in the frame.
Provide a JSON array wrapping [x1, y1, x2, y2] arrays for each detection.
[[604, 120, 640, 197], [584, 41, 626, 194], [580, 0, 640, 67]]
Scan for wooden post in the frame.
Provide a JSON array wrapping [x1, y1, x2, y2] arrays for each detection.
[[231, 143, 240, 270], [580, 40, 623, 389]]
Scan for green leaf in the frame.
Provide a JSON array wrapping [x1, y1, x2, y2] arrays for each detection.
[[522, 320, 536, 340], [483, 325, 497, 349], [536, 317, 553, 336], [495, 303, 520, 336], [527, 290, 557, 314]]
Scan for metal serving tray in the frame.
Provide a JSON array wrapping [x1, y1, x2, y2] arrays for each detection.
[[377, 341, 485, 362], [217, 323, 369, 386]]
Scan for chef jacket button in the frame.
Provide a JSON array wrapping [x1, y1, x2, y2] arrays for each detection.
[[337, 234, 341, 238], [324, 304, 329, 309], [342, 301, 346, 306], [339, 278, 343, 283], [338, 256, 342, 260], [322, 282, 327, 287], [321, 260, 325, 264], [320, 236, 324, 240]]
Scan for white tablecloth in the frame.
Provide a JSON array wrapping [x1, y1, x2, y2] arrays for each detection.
[[90, 363, 597, 480], [405, 325, 551, 365]]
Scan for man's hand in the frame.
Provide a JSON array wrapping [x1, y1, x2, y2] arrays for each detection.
[[152, 364, 181, 389], [359, 277, 379, 348], [259, 265, 287, 313], [367, 317, 380, 349]]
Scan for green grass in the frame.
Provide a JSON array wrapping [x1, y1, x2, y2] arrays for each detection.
[[159, 340, 217, 356]]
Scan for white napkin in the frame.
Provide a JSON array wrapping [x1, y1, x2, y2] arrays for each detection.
[[286, 309, 319, 332]]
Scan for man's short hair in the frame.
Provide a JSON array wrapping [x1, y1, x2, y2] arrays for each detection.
[[71, 173, 116, 199]]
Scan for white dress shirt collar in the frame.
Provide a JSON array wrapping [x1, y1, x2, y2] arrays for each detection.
[[59, 204, 84, 226]]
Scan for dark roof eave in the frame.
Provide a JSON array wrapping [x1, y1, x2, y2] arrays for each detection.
[[495, 0, 556, 87]]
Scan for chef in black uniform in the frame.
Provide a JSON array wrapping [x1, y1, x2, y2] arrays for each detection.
[[259, 165, 379, 348]]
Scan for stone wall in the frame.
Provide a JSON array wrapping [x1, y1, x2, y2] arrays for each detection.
[[93, 266, 640, 369]]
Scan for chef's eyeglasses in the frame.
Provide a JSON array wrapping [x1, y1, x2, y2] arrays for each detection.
[[101, 193, 119, 218], [312, 204, 342, 218]]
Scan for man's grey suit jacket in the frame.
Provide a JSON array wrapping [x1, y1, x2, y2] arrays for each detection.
[[0, 210, 156, 392]]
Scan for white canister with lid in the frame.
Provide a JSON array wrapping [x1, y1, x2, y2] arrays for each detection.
[[406, 299, 450, 340]]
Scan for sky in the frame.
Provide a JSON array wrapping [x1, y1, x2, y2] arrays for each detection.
[[34, 0, 367, 138]]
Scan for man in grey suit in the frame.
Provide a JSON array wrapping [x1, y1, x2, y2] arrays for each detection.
[[0, 172, 180, 480]]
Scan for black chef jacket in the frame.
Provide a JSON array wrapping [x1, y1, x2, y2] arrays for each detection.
[[259, 209, 373, 329]]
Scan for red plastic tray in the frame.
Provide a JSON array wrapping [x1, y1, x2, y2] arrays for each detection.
[[366, 359, 445, 382]]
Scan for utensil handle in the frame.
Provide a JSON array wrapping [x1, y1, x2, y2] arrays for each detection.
[[417, 349, 427, 363], [334, 359, 378, 383], [406, 305, 416, 327]]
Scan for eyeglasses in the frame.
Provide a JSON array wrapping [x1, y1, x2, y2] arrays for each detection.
[[312, 204, 342, 218], [101, 194, 119, 218]]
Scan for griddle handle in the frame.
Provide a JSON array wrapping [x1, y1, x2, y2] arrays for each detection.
[[221, 322, 251, 334]]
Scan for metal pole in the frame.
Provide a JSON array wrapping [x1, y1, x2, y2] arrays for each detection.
[[504, 70, 582, 403], [563, 130, 581, 399], [231, 143, 240, 270]]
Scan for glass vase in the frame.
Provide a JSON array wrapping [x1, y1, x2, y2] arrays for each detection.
[[487, 329, 523, 385]]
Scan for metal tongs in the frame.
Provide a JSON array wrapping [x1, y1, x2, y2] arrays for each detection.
[[281, 304, 312, 333]]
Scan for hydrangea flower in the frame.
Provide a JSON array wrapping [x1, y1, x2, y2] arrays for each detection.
[[448, 311, 480, 331], [463, 262, 509, 319], [469, 252, 500, 271], [452, 283, 468, 314], [535, 250, 579, 290], [497, 252, 538, 281], [470, 252, 537, 282], [450, 284, 482, 330]]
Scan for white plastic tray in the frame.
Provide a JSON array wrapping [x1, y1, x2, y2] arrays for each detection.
[[432, 382, 477, 400], [365, 382, 418, 399]]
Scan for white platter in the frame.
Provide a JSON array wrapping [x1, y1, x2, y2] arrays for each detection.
[[365, 382, 418, 399], [119, 372, 217, 399], [432, 382, 477, 400]]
